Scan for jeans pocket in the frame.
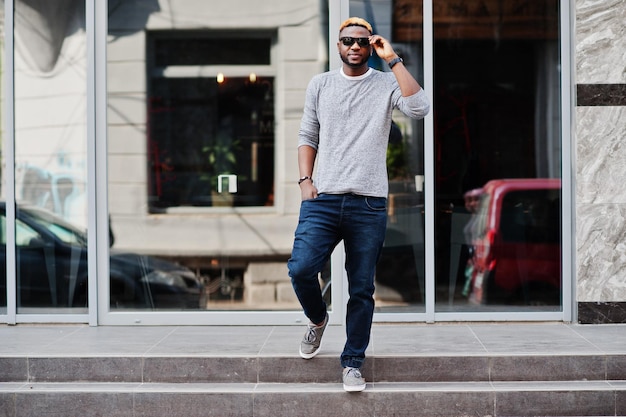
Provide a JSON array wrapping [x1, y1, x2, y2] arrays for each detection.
[[364, 196, 387, 211]]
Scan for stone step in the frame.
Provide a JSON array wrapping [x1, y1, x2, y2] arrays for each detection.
[[1, 380, 624, 416], [2, 354, 625, 383]]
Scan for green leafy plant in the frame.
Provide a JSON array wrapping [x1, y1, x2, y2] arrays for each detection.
[[201, 134, 240, 186]]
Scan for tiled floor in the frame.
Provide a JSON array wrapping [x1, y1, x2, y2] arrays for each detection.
[[1, 322, 625, 358]]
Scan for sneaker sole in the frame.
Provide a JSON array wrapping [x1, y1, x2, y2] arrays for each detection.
[[343, 383, 366, 392], [299, 342, 322, 359]]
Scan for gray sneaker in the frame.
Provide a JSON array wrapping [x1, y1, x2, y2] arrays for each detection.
[[342, 367, 366, 392], [299, 313, 328, 359]]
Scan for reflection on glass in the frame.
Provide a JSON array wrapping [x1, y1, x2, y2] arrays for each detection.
[[432, 0, 562, 311], [148, 76, 275, 209], [3, 205, 88, 308], [467, 180, 561, 306], [107, 1, 328, 311], [109, 252, 205, 310], [13, 0, 88, 312]]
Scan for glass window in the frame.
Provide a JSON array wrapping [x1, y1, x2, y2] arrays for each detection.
[[13, 0, 88, 313], [107, 1, 326, 313], [428, 0, 562, 312]]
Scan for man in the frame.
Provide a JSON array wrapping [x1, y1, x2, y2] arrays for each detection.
[[288, 17, 430, 392]]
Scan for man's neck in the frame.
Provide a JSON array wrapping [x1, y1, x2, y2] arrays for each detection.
[[342, 63, 369, 77]]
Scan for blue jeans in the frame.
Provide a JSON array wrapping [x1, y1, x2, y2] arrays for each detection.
[[288, 193, 388, 369]]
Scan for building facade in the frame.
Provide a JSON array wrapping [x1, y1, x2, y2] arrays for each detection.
[[0, 0, 624, 325]]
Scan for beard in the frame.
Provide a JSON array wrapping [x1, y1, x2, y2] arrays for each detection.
[[340, 53, 369, 68]]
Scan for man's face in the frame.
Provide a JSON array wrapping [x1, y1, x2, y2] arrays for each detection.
[[337, 26, 372, 68]]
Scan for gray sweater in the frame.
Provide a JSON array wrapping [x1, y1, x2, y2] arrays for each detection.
[[298, 68, 430, 198]]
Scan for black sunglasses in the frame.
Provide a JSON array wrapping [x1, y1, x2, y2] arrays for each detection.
[[340, 37, 370, 47]]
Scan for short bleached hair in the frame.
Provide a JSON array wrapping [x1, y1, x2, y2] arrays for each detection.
[[338, 17, 373, 35]]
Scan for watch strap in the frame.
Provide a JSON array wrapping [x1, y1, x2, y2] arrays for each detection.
[[388, 57, 403, 69]]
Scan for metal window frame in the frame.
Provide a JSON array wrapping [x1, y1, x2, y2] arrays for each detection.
[[3, 0, 16, 324]]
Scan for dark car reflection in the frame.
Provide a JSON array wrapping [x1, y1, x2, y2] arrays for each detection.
[[0, 203, 205, 310]]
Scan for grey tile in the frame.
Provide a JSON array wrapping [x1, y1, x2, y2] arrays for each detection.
[[253, 390, 374, 417], [490, 355, 607, 381], [22, 326, 178, 356], [370, 325, 486, 355], [608, 354, 626, 379], [495, 389, 615, 416], [143, 357, 258, 383], [29, 357, 143, 382], [257, 356, 366, 383], [569, 323, 626, 353], [373, 356, 490, 382], [371, 389, 494, 417], [134, 391, 253, 417], [148, 326, 270, 355], [31, 340, 153, 356], [470, 323, 600, 354], [0, 358, 27, 382], [14, 392, 134, 417], [0, 393, 14, 417], [0, 326, 84, 355]]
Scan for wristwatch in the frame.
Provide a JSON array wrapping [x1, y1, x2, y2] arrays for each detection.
[[388, 57, 403, 69], [298, 176, 312, 185]]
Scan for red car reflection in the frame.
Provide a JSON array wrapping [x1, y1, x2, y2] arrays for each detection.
[[468, 179, 561, 305]]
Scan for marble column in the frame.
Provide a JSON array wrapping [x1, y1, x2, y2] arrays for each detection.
[[575, 0, 626, 322]]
